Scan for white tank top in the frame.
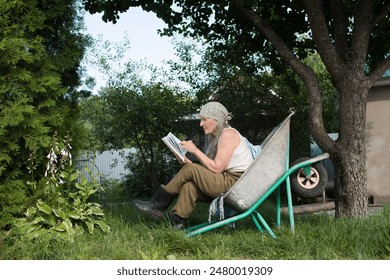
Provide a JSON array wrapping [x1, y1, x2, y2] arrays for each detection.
[[219, 128, 254, 173]]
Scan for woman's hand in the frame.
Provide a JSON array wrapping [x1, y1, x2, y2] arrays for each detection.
[[174, 152, 192, 164], [183, 156, 192, 164], [181, 140, 199, 154]]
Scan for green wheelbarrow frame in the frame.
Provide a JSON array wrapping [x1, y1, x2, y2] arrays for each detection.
[[185, 113, 329, 238]]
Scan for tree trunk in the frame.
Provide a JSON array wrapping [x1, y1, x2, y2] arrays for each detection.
[[233, 0, 383, 218], [332, 80, 369, 218], [333, 149, 368, 217]]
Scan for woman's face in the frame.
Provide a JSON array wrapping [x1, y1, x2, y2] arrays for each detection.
[[200, 117, 217, 135]]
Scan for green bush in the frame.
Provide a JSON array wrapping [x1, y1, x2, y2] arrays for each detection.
[[12, 134, 110, 242]]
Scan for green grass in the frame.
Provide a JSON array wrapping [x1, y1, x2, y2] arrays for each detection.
[[1, 203, 390, 260]]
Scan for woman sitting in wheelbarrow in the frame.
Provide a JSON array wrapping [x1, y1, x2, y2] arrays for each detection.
[[133, 101, 255, 229]]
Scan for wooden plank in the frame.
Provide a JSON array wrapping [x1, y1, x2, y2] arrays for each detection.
[[281, 202, 335, 215]]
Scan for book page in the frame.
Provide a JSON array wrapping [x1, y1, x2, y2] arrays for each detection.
[[162, 132, 187, 162]]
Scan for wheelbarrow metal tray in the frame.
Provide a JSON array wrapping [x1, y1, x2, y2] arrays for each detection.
[[224, 113, 292, 212]]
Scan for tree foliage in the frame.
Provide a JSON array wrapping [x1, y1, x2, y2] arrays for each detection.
[[0, 0, 90, 229], [84, 0, 390, 218], [166, 39, 336, 161], [80, 43, 197, 195], [84, 1, 389, 72]]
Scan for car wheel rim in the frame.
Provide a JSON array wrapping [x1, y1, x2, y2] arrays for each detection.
[[296, 167, 320, 189]]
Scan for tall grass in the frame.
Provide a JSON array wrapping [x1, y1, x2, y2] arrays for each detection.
[[1, 203, 390, 260]]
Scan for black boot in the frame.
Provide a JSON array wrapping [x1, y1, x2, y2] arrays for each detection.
[[167, 212, 188, 230], [132, 186, 176, 220]]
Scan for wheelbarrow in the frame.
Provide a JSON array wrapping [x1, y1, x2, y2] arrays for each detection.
[[185, 112, 329, 238]]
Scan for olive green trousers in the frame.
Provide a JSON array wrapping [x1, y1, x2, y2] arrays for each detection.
[[164, 163, 242, 218]]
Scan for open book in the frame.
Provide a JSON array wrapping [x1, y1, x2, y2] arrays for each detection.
[[162, 132, 187, 163]]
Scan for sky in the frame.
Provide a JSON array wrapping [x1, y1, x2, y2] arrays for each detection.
[[83, 7, 178, 91]]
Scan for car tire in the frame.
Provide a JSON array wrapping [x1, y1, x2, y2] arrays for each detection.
[[290, 157, 328, 198]]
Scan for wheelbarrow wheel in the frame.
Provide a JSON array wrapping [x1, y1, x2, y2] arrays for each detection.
[[290, 157, 328, 198]]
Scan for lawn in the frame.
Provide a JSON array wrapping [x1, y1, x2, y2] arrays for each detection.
[[1, 202, 390, 260]]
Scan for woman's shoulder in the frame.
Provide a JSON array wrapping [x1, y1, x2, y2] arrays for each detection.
[[222, 127, 241, 136], [220, 127, 240, 141], [218, 127, 240, 148]]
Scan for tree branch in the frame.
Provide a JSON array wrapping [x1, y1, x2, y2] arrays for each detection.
[[368, 56, 390, 85], [232, 0, 336, 154], [304, 0, 343, 79], [350, 0, 375, 64], [329, 0, 349, 58], [231, 0, 308, 79]]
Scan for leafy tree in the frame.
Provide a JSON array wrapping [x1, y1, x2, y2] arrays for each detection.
[[84, 0, 390, 218], [166, 38, 335, 162], [0, 0, 90, 229], [80, 41, 196, 196]]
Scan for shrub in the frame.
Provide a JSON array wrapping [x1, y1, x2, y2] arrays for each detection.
[[12, 133, 110, 242]]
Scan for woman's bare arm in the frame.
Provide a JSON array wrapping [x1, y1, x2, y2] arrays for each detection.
[[181, 129, 239, 173]]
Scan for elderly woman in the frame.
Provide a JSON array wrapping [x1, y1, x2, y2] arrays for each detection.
[[132, 101, 254, 229]]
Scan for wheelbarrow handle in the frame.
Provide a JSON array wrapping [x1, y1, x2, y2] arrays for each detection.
[[309, 152, 330, 163], [289, 153, 330, 172]]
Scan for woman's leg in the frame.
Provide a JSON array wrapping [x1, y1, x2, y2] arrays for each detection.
[[132, 185, 176, 220], [170, 181, 210, 218], [166, 181, 209, 229], [164, 163, 239, 219]]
